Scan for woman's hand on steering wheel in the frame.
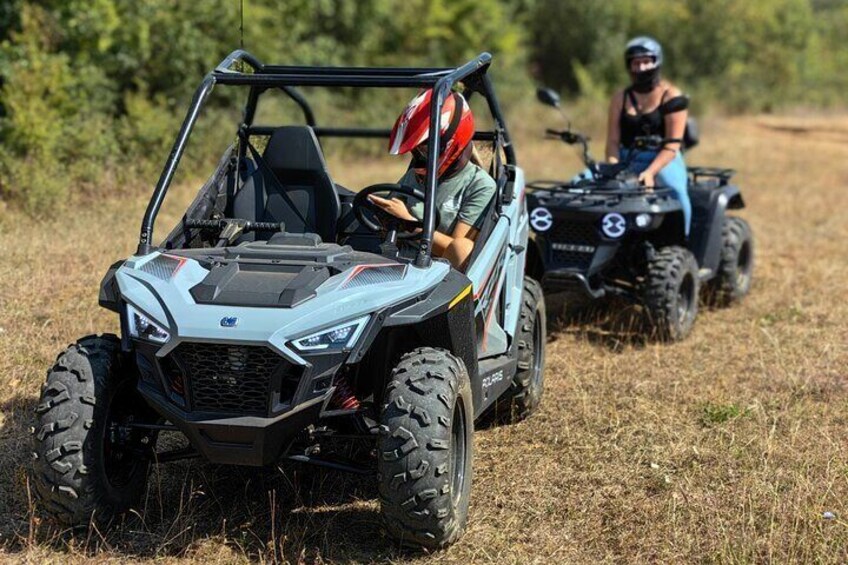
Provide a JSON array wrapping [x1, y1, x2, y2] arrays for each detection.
[[352, 183, 441, 241], [367, 194, 418, 224]]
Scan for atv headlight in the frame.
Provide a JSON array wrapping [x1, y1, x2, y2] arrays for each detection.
[[634, 213, 652, 228], [292, 316, 369, 352], [126, 304, 170, 344]]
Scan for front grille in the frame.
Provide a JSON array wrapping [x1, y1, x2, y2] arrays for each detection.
[[163, 343, 298, 416], [548, 220, 599, 246], [552, 249, 593, 270], [548, 220, 599, 270]]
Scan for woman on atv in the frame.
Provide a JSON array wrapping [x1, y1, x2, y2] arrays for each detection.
[[367, 89, 496, 269], [605, 36, 692, 235]]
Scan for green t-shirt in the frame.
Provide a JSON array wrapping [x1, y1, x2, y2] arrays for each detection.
[[398, 163, 496, 234]]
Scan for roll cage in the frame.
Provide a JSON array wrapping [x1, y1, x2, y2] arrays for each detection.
[[137, 49, 516, 268]]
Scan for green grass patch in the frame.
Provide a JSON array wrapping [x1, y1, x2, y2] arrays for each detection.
[[700, 402, 751, 426]]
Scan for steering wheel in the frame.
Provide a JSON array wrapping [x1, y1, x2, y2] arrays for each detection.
[[353, 183, 441, 242]]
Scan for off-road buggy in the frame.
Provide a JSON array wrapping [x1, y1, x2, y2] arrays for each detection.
[[525, 88, 753, 340], [31, 51, 545, 550]]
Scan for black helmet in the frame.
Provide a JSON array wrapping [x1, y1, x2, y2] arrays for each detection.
[[625, 36, 663, 92], [625, 36, 664, 68]]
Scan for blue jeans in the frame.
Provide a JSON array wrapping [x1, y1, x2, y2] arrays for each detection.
[[621, 149, 691, 236], [574, 149, 691, 235]]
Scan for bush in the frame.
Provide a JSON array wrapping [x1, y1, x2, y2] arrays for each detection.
[[0, 0, 844, 215]]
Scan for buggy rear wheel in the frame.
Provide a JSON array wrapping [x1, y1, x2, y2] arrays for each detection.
[[492, 276, 546, 423], [377, 347, 473, 550]]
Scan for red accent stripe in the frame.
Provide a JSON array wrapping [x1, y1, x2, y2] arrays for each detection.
[[340, 263, 402, 287], [161, 254, 187, 276], [474, 262, 497, 301]]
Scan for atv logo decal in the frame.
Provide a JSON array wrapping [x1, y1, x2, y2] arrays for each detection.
[[530, 207, 553, 232], [220, 316, 239, 328], [552, 243, 595, 253], [601, 213, 626, 239]]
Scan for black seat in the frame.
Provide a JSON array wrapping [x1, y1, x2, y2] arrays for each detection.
[[234, 126, 340, 242]]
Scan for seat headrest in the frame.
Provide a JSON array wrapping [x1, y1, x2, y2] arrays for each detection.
[[262, 126, 328, 173]]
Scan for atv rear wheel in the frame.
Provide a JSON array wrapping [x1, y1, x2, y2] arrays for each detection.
[[31, 334, 156, 527], [378, 347, 473, 550], [707, 216, 754, 306], [643, 246, 700, 341], [493, 276, 546, 423]]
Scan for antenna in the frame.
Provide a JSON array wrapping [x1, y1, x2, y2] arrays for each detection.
[[239, 0, 244, 50]]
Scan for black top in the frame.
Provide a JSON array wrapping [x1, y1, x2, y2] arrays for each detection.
[[619, 87, 689, 148]]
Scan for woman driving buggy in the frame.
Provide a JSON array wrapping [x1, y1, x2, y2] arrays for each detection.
[[605, 36, 692, 235], [366, 89, 496, 269]]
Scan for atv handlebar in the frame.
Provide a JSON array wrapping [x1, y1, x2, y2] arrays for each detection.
[[545, 129, 589, 146], [546, 129, 595, 170]]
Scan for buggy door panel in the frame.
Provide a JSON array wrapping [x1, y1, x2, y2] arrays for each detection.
[[502, 196, 528, 340], [466, 215, 510, 358], [498, 167, 528, 344]]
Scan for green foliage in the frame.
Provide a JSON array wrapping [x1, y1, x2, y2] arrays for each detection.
[[0, 4, 119, 214], [527, 0, 830, 112], [0, 0, 843, 214]]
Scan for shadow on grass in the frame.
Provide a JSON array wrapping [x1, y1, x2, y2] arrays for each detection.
[[0, 394, 39, 547], [545, 294, 651, 352], [0, 391, 410, 563]]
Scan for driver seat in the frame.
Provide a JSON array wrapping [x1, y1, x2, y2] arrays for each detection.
[[251, 126, 340, 242]]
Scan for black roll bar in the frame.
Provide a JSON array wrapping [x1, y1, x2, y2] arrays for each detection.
[[136, 50, 512, 264]]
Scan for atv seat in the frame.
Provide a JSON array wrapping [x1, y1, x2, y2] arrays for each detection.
[[233, 126, 341, 242]]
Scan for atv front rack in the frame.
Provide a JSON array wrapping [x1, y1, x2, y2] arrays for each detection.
[[527, 180, 675, 197]]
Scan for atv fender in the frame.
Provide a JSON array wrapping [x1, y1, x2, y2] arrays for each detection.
[[688, 183, 743, 274]]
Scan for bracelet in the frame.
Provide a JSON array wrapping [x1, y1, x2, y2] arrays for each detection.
[[661, 146, 677, 154]]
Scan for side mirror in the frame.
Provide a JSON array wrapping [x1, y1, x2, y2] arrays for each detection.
[[536, 87, 561, 108]]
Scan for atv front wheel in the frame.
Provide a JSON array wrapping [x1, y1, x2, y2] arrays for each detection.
[[31, 334, 156, 527], [707, 216, 754, 306], [643, 246, 700, 341], [493, 276, 546, 423], [378, 347, 473, 550]]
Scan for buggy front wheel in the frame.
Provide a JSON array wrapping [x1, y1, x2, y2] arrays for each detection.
[[377, 347, 473, 550]]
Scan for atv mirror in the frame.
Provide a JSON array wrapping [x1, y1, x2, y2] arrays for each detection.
[[536, 87, 561, 108]]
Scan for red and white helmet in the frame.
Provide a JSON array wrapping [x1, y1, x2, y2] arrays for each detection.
[[388, 89, 475, 177]]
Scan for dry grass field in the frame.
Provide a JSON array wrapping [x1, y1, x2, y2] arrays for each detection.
[[0, 112, 847, 563]]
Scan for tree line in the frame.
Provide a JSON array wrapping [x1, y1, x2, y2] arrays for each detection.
[[0, 0, 843, 214]]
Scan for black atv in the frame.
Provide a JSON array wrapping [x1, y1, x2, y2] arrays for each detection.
[[525, 88, 754, 340]]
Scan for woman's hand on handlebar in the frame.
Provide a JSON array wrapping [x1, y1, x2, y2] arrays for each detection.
[[638, 170, 656, 192]]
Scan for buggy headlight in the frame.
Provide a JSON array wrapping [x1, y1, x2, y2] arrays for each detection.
[[292, 316, 369, 352], [126, 304, 170, 343]]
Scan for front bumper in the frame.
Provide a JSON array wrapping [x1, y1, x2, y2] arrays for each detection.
[[132, 338, 347, 466], [139, 383, 330, 466], [541, 270, 605, 298]]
